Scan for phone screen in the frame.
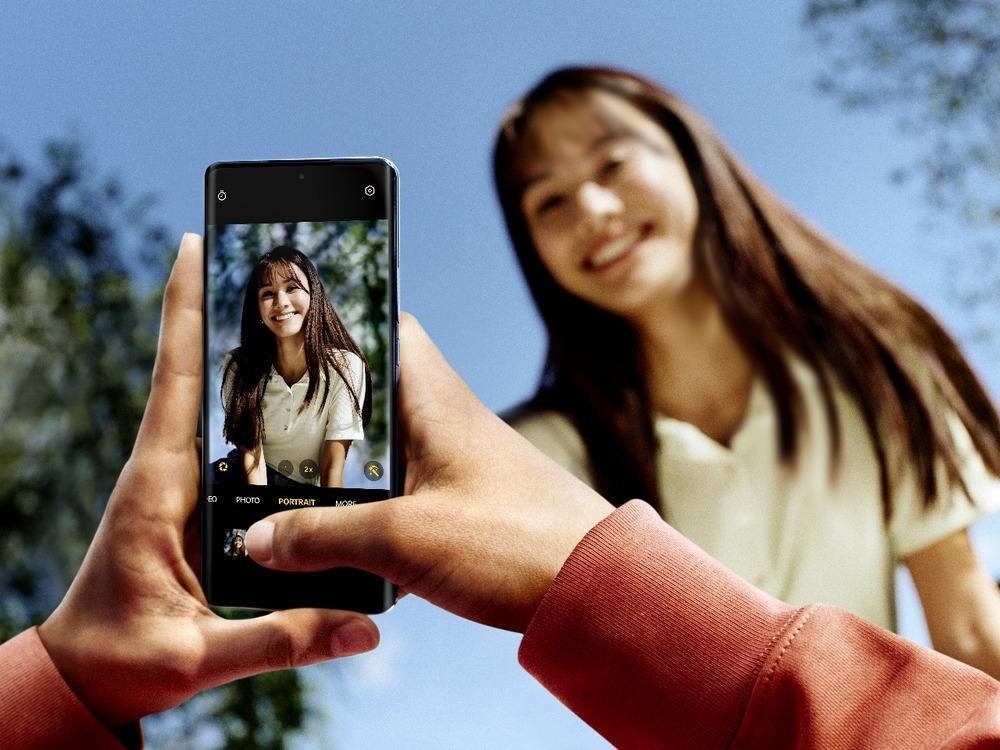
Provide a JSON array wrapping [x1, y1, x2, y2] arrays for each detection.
[[202, 159, 397, 612]]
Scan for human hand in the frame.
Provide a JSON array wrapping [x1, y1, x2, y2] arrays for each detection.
[[246, 314, 614, 633], [37, 234, 379, 727]]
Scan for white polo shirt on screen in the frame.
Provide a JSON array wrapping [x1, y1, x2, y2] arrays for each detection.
[[510, 358, 1000, 631], [224, 350, 365, 484]]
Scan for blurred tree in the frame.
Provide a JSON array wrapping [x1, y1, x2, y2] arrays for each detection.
[[807, 0, 1000, 213], [0, 139, 163, 637], [806, 0, 1000, 338], [0, 140, 313, 749]]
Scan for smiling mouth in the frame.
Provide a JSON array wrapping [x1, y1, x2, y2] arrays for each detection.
[[272, 312, 297, 322], [585, 225, 652, 271]]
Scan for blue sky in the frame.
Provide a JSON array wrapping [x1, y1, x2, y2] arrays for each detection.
[[4, 2, 998, 747]]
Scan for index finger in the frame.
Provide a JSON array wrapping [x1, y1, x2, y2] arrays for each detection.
[[135, 233, 204, 454]]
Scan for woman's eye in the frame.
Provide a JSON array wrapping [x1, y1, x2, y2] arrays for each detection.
[[536, 195, 565, 216], [260, 291, 274, 299], [600, 158, 625, 178]]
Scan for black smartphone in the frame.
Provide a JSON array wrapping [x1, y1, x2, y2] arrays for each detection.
[[202, 159, 398, 612]]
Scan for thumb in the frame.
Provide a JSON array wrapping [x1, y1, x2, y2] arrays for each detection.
[[201, 608, 379, 684], [246, 499, 420, 585]]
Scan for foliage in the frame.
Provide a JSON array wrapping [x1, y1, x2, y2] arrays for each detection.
[[807, 0, 1000, 214], [805, 0, 1000, 342], [0, 140, 314, 748], [0, 139, 163, 638]]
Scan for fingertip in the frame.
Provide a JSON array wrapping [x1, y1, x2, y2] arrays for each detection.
[[179, 232, 203, 254], [245, 520, 275, 564], [333, 617, 380, 656], [170, 233, 199, 269]]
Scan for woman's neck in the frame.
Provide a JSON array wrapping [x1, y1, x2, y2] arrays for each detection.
[[274, 335, 307, 385], [630, 285, 755, 446]]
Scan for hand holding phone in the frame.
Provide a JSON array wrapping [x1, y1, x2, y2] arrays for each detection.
[[37, 235, 379, 728], [246, 314, 615, 633]]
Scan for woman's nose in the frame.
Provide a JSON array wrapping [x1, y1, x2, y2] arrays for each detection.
[[576, 181, 623, 223]]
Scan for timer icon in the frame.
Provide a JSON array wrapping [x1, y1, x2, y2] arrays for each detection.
[[217, 190, 227, 201]]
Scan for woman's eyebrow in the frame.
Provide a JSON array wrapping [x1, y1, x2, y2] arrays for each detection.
[[259, 275, 300, 291], [522, 130, 632, 191]]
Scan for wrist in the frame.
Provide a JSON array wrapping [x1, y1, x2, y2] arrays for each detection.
[[37, 615, 98, 720]]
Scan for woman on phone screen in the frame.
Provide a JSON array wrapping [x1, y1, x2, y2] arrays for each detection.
[[222, 246, 370, 488], [227, 533, 247, 557], [496, 67, 1000, 677]]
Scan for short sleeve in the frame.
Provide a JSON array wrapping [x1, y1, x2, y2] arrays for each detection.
[[889, 411, 1000, 559], [324, 351, 365, 442], [506, 407, 595, 486]]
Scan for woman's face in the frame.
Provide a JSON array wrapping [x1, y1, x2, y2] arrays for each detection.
[[257, 263, 311, 339], [518, 90, 700, 319], [233, 535, 244, 550]]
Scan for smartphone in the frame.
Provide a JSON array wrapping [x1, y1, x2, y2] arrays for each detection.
[[202, 159, 398, 612]]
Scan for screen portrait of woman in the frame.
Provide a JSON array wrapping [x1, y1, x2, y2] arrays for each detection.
[[220, 246, 372, 489]]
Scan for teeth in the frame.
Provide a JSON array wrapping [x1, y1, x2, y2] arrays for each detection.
[[590, 229, 641, 268], [274, 312, 295, 321]]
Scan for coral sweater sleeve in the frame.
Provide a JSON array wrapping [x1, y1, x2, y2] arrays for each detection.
[[0, 628, 130, 749], [519, 500, 1000, 749]]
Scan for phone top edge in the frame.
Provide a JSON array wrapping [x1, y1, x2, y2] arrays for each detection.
[[206, 157, 397, 172]]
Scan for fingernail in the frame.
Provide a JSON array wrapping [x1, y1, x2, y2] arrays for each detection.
[[334, 621, 378, 655], [178, 232, 199, 257], [245, 520, 274, 563]]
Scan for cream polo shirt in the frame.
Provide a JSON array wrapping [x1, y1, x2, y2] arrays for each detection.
[[511, 360, 1000, 630], [223, 350, 365, 485]]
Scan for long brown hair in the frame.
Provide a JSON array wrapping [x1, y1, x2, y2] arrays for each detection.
[[222, 246, 372, 455], [494, 66, 1000, 518]]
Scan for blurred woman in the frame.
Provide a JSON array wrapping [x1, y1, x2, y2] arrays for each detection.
[[495, 67, 1000, 677], [222, 245, 371, 488]]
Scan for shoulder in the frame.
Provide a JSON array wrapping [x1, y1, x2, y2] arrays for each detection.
[[328, 349, 365, 390], [331, 349, 364, 375], [803, 352, 1000, 556], [888, 409, 1000, 558], [504, 402, 575, 441], [503, 403, 594, 485]]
